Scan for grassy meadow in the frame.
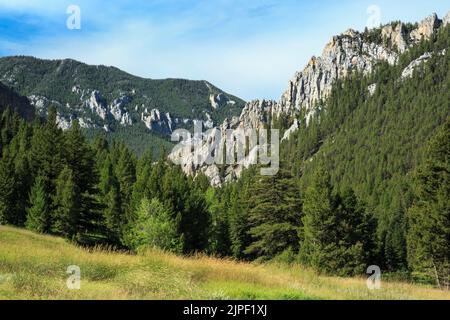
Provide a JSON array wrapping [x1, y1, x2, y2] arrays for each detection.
[[0, 225, 449, 300]]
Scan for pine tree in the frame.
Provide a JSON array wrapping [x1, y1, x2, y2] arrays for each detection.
[[99, 156, 123, 244], [114, 143, 136, 215], [334, 189, 376, 275], [206, 186, 231, 256], [0, 155, 17, 225], [52, 166, 80, 238], [180, 189, 210, 253], [64, 119, 97, 193], [29, 106, 64, 210], [0, 108, 20, 157], [300, 164, 376, 276], [128, 197, 180, 253], [244, 168, 302, 260], [10, 121, 33, 226], [103, 184, 123, 244], [129, 150, 154, 221], [25, 175, 50, 233], [159, 165, 210, 253], [407, 119, 450, 289], [92, 134, 109, 171], [228, 167, 256, 259], [0, 111, 32, 226], [63, 119, 99, 240]]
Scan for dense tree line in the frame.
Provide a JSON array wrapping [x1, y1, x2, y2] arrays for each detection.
[[278, 25, 449, 282], [0, 24, 448, 290], [0, 106, 210, 253]]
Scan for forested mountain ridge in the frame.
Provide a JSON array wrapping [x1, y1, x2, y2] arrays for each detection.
[[170, 12, 450, 185], [168, 12, 450, 285], [0, 56, 245, 155], [0, 11, 449, 289], [0, 83, 35, 121]]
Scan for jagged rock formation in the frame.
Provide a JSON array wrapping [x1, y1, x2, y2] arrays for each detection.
[[401, 52, 433, 79], [282, 119, 299, 142], [209, 93, 236, 110], [169, 12, 450, 186], [279, 13, 448, 118], [401, 49, 446, 79], [169, 99, 285, 186], [381, 23, 408, 53], [278, 28, 396, 117], [444, 11, 450, 26], [0, 57, 245, 155], [141, 108, 173, 134], [237, 99, 277, 130], [410, 13, 441, 43]]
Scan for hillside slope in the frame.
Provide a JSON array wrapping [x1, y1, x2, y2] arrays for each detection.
[[0, 56, 245, 155], [0, 83, 34, 121], [169, 12, 450, 185], [0, 226, 449, 300]]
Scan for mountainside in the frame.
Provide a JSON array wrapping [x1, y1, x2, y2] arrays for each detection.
[[0, 56, 245, 155], [170, 12, 450, 185], [0, 10, 449, 289], [0, 83, 35, 121]]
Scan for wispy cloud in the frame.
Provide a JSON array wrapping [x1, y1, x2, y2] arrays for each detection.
[[0, 0, 448, 100]]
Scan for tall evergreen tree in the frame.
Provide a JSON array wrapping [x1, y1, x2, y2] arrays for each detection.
[[228, 167, 257, 259], [244, 168, 302, 260], [63, 119, 99, 240], [103, 184, 123, 245], [206, 186, 231, 256], [0, 155, 17, 225], [29, 106, 64, 210], [114, 143, 136, 215], [9, 121, 33, 226], [407, 119, 450, 289], [52, 166, 80, 238], [299, 164, 336, 271], [25, 175, 50, 233], [300, 164, 374, 276], [129, 149, 154, 221], [98, 155, 123, 244], [128, 197, 180, 253]]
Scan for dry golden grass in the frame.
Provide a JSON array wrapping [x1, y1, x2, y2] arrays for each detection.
[[1, 225, 449, 300]]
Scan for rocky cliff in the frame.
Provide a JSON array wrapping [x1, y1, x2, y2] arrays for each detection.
[[170, 12, 450, 186], [0, 56, 245, 155]]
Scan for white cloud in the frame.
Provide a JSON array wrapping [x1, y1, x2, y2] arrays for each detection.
[[6, 0, 448, 100], [24, 19, 325, 101]]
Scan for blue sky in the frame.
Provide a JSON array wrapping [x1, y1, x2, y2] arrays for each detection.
[[0, 0, 448, 101]]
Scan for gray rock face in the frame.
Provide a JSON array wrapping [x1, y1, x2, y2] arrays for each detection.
[[87, 90, 108, 120], [238, 99, 277, 130], [110, 96, 133, 126], [279, 12, 447, 118], [141, 108, 173, 134], [382, 23, 408, 53], [56, 114, 71, 130], [28, 95, 62, 113], [279, 28, 398, 117], [410, 13, 442, 43], [367, 83, 377, 97], [169, 12, 450, 186], [0, 58, 246, 138], [169, 98, 280, 186], [444, 12, 450, 26], [401, 52, 433, 79], [210, 93, 236, 109], [401, 49, 446, 79], [282, 119, 299, 142]]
